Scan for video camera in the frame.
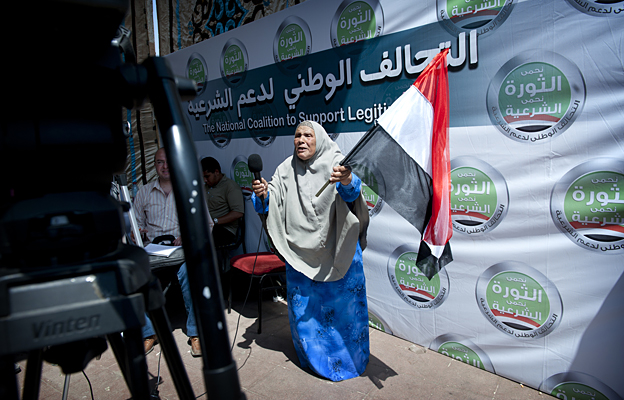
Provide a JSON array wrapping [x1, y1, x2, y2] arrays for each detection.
[[0, 1, 243, 398]]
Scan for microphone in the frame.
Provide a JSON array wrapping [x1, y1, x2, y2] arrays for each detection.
[[248, 153, 263, 181], [248, 153, 266, 202], [249, 153, 270, 242]]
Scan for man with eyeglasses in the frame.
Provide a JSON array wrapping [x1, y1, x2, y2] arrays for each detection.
[[133, 148, 213, 357]]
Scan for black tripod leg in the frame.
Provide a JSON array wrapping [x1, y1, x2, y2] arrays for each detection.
[[149, 307, 195, 400], [144, 56, 245, 400], [22, 350, 43, 400], [258, 275, 266, 334], [228, 268, 232, 314], [106, 332, 130, 388], [0, 355, 19, 400], [121, 326, 150, 399]]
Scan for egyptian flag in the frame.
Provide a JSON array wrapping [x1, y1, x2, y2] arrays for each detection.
[[342, 48, 452, 279]]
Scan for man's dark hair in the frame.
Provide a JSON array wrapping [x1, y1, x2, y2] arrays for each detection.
[[201, 157, 221, 173]]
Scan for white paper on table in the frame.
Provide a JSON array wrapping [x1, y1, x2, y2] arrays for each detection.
[[144, 244, 181, 257]]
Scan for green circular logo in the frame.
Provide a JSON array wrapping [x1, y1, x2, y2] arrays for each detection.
[[220, 38, 248, 87], [499, 62, 571, 132], [565, 171, 624, 241], [248, 103, 278, 147], [476, 261, 562, 338], [331, 0, 384, 48], [368, 311, 391, 334], [233, 161, 253, 195], [451, 167, 498, 222], [336, 1, 377, 45], [486, 271, 550, 330], [388, 245, 450, 309], [358, 165, 384, 217], [277, 24, 307, 62], [223, 45, 245, 77], [188, 59, 205, 85], [450, 157, 509, 235], [186, 53, 208, 95], [395, 251, 441, 302], [540, 372, 621, 400], [438, 342, 486, 370], [431, 334, 495, 373], [487, 51, 586, 143], [437, 0, 515, 37], [551, 159, 624, 252], [207, 111, 233, 149], [552, 382, 608, 400]]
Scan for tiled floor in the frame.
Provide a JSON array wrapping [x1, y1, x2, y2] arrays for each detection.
[[13, 280, 548, 399]]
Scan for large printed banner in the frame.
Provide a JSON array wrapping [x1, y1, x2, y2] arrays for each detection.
[[166, 0, 624, 397]]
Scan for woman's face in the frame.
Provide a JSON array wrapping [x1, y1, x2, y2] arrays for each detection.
[[294, 125, 316, 161]]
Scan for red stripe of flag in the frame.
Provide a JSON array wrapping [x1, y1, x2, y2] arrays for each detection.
[[416, 49, 452, 256]]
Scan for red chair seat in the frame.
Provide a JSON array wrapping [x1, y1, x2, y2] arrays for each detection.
[[229, 252, 286, 334], [230, 252, 285, 275]]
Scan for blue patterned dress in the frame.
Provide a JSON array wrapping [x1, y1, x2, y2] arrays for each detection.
[[286, 241, 369, 381]]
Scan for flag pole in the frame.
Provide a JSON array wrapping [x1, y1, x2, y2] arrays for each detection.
[[315, 124, 378, 197]]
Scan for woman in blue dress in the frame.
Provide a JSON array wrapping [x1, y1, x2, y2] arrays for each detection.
[[251, 120, 370, 381]]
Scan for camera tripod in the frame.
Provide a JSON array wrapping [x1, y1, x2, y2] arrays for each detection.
[[0, 1, 244, 399]]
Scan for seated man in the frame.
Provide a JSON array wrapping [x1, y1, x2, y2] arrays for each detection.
[[134, 148, 213, 357], [201, 157, 244, 249]]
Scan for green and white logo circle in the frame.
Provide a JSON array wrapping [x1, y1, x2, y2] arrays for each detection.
[[437, 0, 515, 37], [565, 0, 624, 17], [186, 52, 208, 96], [331, 0, 383, 47], [552, 383, 609, 400], [368, 310, 392, 334], [230, 155, 253, 199], [248, 103, 278, 148], [387, 244, 449, 309], [451, 157, 509, 235], [358, 165, 385, 217], [430, 334, 495, 373], [207, 111, 233, 149], [273, 16, 311, 63], [550, 158, 624, 253], [220, 38, 248, 87], [476, 261, 562, 338], [487, 50, 586, 143], [540, 372, 622, 400], [380, 79, 412, 113]]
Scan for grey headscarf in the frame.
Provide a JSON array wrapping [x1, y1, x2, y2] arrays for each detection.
[[266, 121, 369, 282]]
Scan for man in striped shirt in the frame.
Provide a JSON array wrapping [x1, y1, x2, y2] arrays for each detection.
[[133, 148, 213, 357]]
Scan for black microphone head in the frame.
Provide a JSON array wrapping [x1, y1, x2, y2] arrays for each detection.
[[248, 154, 263, 173]]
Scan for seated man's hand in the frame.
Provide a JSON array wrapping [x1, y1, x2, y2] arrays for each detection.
[[131, 228, 149, 245], [173, 236, 183, 246]]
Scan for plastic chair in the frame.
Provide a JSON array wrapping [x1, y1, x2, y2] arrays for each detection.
[[215, 214, 246, 273], [228, 252, 286, 334]]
